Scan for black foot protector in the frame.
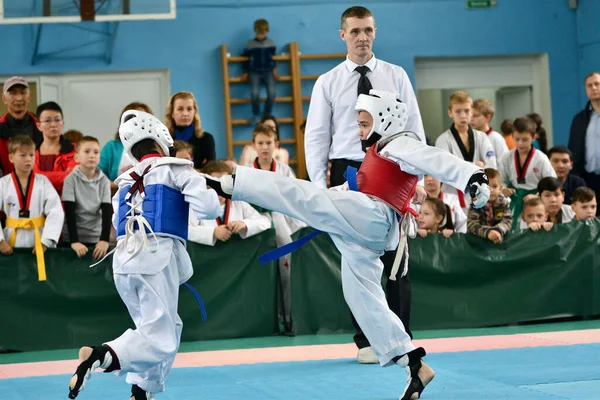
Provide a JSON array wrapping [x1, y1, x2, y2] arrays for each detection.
[[399, 347, 427, 400], [68, 345, 114, 399]]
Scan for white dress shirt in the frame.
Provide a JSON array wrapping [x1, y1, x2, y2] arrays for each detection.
[[305, 54, 425, 188]]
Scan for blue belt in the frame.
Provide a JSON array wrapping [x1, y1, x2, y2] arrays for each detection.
[[183, 283, 208, 321], [258, 166, 359, 264]]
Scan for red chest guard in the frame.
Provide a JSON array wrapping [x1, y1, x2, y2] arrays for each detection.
[[356, 143, 419, 216]]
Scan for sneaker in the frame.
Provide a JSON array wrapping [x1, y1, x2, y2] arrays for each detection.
[[357, 346, 378, 364]]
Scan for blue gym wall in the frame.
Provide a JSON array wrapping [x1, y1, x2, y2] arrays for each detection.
[[0, 0, 595, 159]]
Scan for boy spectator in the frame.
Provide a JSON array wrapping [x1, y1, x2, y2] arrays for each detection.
[[0, 136, 64, 280], [498, 116, 555, 228], [467, 168, 512, 243], [570, 187, 597, 221], [547, 146, 586, 205], [500, 118, 515, 150], [62, 136, 111, 260], [241, 19, 279, 125], [521, 197, 553, 232], [471, 99, 508, 159]]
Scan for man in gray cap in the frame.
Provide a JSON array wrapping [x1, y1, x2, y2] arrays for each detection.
[[0, 76, 43, 176]]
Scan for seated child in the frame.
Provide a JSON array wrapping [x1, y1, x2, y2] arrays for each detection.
[[0, 136, 64, 281], [521, 197, 553, 232], [570, 187, 597, 221], [417, 197, 455, 238], [467, 168, 513, 244], [62, 136, 112, 260], [188, 161, 270, 246]]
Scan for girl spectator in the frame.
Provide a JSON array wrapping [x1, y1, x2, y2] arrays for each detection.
[[417, 197, 455, 238]]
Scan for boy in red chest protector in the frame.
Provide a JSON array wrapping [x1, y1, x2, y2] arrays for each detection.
[[206, 90, 490, 400]]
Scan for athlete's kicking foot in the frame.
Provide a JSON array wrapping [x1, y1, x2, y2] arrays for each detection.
[[68, 345, 118, 399]]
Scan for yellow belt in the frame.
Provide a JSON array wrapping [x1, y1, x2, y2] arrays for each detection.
[[5, 216, 47, 281]]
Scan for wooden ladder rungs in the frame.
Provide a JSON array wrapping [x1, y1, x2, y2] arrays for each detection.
[[299, 53, 346, 60], [230, 97, 293, 104], [229, 76, 292, 83], [231, 117, 294, 126], [228, 55, 291, 62], [232, 138, 296, 146], [301, 75, 320, 81]]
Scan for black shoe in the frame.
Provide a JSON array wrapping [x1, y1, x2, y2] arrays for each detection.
[[283, 321, 296, 337], [399, 347, 427, 400]]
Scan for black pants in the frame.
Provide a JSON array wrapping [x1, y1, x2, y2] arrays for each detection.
[[583, 171, 600, 216], [330, 159, 413, 349]]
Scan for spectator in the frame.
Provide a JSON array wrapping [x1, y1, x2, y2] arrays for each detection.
[[547, 146, 586, 205], [165, 91, 215, 169], [537, 177, 575, 225], [527, 112, 548, 153], [520, 197, 552, 232], [417, 197, 455, 238], [471, 98, 508, 159], [568, 72, 600, 214], [498, 116, 555, 228], [0, 136, 63, 268], [239, 116, 289, 166], [0, 76, 43, 176], [570, 186, 597, 221], [99, 102, 153, 194], [240, 19, 279, 125], [436, 91, 496, 212], [33, 101, 77, 196], [61, 136, 111, 260], [173, 140, 194, 161], [63, 129, 84, 144], [422, 174, 467, 233], [500, 118, 516, 150], [188, 160, 270, 246], [218, 158, 238, 172], [467, 168, 513, 244]]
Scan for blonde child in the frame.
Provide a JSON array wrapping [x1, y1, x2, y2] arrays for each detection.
[[471, 99, 508, 159], [188, 161, 270, 246], [521, 197, 553, 232], [173, 140, 194, 161], [0, 136, 64, 281], [417, 197, 455, 238]]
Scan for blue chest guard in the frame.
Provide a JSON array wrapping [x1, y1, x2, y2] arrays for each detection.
[[117, 183, 189, 242]]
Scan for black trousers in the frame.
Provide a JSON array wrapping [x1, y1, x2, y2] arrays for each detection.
[[330, 159, 413, 349], [583, 171, 600, 216]]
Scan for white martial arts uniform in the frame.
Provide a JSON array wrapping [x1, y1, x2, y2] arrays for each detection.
[[188, 199, 271, 246], [436, 127, 496, 212], [232, 132, 479, 366], [104, 156, 220, 394], [497, 148, 556, 190], [486, 129, 509, 160], [248, 158, 306, 324], [0, 172, 63, 248]]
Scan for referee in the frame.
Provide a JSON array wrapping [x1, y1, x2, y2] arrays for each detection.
[[304, 6, 425, 364]]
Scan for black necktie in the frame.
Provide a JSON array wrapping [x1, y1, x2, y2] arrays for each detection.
[[355, 66, 373, 96]]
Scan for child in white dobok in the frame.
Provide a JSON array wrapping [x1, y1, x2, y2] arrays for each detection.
[[206, 90, 491, 400], [68, 111, 221, 400]]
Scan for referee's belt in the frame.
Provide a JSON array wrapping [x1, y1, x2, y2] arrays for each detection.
[[5, 215, 47, 281]]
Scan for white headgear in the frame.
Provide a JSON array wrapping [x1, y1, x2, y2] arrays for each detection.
[[119, 110, 174, 163], [355, 89, 409, 139]]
